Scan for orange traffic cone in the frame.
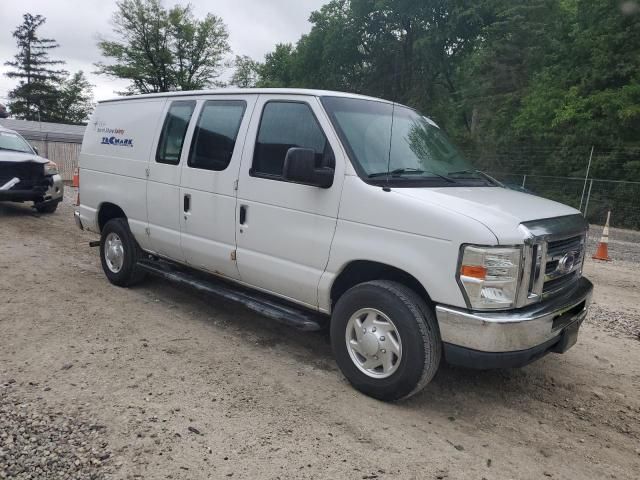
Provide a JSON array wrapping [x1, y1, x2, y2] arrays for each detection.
[[72, 167, 79, 188], [592, 211, 611, 261]]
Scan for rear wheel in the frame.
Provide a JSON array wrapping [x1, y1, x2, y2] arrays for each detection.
[[331, 280, 441, 401], [100, 218, 146, 287]]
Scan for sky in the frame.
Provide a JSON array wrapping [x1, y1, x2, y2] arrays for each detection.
[[0, 0, 328, 103]]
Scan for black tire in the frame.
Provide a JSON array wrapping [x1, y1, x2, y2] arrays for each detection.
[[100, 218, 146, 287], [35, 202, 58, 213], [331, 280, 441, 401]]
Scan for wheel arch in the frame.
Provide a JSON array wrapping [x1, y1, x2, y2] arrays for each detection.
[[97, 202, 127, 232], [330, 260, 432, 310]]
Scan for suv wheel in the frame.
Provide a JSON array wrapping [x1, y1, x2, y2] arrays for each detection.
[[331, 280, 441, 401], [100, 218, 146, 287], [35, 202, 58, 214]]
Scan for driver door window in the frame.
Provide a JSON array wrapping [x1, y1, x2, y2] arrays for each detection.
[[251, 101, 333, 180]]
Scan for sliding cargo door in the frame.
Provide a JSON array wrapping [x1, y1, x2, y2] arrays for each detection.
[[146, 99, 196, 261], [179, 96, 256, 279]]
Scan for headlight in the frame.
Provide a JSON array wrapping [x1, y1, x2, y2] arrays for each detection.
[[458, 245, 522, 310], [44, 161, 59, 176]]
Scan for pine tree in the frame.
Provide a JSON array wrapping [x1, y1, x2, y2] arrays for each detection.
[[4, 13, 67, 120]]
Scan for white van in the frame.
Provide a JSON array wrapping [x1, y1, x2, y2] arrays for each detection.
[[75, 89, 592, 401]]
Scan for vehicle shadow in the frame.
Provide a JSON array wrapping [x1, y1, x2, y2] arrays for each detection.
[[0, 201, 40, 217], [140, 275, 558, 416]]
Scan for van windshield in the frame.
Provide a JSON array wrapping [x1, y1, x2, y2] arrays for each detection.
[[321, 96, 492, 187]]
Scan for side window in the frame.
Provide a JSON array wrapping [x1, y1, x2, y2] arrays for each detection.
[[252, 101, 333, 178], [188, 100, 246, 171], [156, 100, 196, 165]]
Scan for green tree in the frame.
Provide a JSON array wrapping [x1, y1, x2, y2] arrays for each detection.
[[96, 0, 231, 93], [230, 55, 259, 88], [255, 0, 639, 165], [248, 0, 640, 227], [49, 71, 95, 124], [4, 13, 67, 121], [515, 1, 640, 145], [292, 0, 364, 92], [256, 0, 491, 130], [168, 6, 231, 90], [256, 43, 297, 88]]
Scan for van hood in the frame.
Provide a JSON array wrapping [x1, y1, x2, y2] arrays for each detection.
[[0, 150, 48, 164], [395, 186, 580, 244]]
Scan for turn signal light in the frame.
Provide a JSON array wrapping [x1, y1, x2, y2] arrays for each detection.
[[460, 265, 487, 279]]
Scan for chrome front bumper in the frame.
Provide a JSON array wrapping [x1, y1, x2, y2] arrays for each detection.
[[436, 277, 593, 354]]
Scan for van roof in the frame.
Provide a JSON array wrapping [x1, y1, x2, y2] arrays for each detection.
[[98, 88, 395, 105]]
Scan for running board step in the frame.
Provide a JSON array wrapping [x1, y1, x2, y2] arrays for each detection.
[[136, 259, 326, 332]]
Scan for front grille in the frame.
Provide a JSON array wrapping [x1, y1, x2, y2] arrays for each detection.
[[0, 161, 45, 190], [542, 234, 585, 296], [543, 271, 578, 294], [520, 215, 588, 307]]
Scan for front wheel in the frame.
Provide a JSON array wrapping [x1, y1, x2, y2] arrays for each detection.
[[331, 280, 441, 401], [35, 201, 59, 213], [100, 218, 146, 287]]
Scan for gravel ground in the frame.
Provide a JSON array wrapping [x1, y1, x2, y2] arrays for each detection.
[[586, 304, 640, 340], [0, 383, 111, 479], [0, 192, 639, 480]]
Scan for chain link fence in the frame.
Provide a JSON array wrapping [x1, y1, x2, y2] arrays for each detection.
[[462, 145, 640, 231], [460, 145, 640, 264], [486, 172, 640, 229]]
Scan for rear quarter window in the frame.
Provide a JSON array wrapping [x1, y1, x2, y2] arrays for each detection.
[[156, 101, 196, 165]]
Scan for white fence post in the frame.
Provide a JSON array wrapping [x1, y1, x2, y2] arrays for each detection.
[[584, 179, 594, 219], [579, 146, 594, 212]]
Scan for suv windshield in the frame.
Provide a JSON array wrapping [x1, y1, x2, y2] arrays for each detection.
[[321, 96, 492, 187], [0, 131, 34, 154]]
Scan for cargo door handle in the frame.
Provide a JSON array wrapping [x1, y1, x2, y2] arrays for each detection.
[[184, 194, 191, 213], [239, 205, 247, 225]]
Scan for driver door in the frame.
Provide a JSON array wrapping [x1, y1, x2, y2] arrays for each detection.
[[234, 95, 346, 308]]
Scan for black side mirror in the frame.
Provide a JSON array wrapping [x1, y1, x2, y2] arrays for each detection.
[[283, 148, 334, 188], [32, 146, 39, 155]]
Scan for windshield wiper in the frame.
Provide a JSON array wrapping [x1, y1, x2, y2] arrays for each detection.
[[368, 168, 456, 183], [447, 169, 503, 186]]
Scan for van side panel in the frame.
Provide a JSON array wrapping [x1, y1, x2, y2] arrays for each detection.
[[79, 99, 166, 249], [318, 176, 498, 312]]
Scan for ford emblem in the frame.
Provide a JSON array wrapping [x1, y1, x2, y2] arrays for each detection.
[[557, 251, 578, 274]]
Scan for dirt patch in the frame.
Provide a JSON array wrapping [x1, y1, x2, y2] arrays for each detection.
[[1, 193, 639, 479]]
